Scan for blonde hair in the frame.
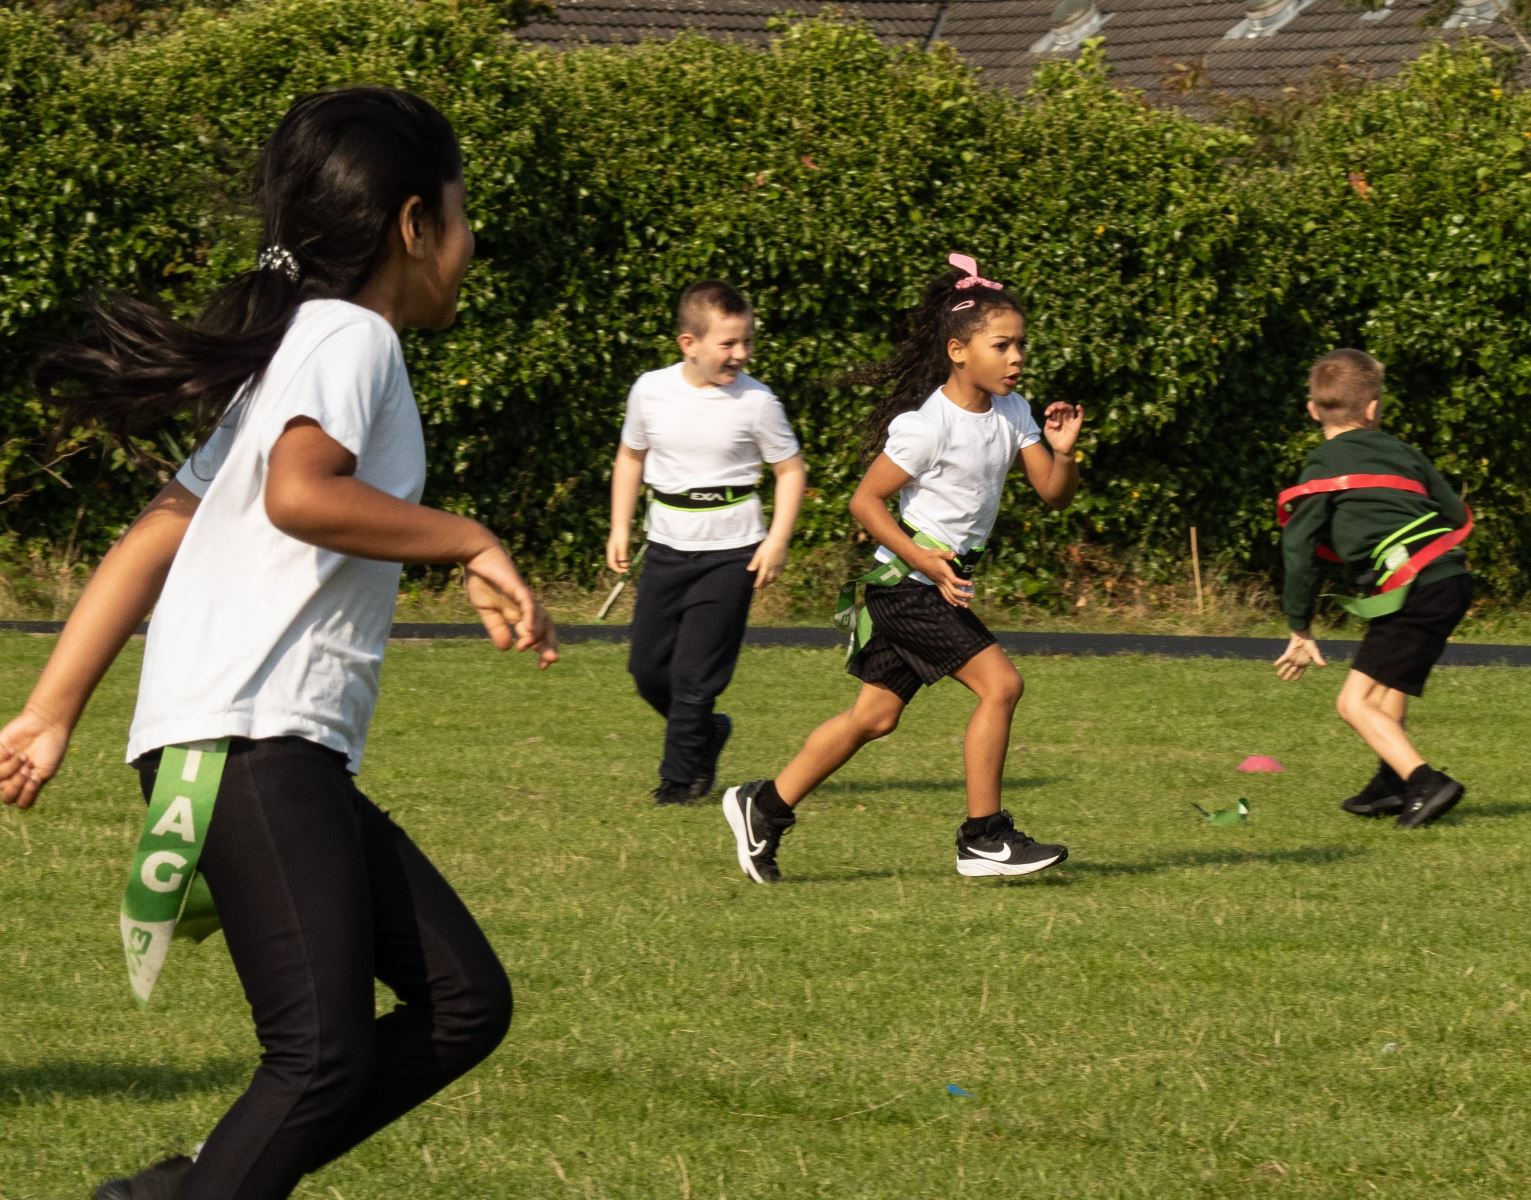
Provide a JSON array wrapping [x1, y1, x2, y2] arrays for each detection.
[[1308, 349, 1383, 423]]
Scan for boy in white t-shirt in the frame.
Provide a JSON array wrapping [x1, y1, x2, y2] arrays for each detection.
[[607, 281, 807, 804]]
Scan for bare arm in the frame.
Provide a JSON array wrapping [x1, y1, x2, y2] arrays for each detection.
[[849, 454, 973, 608], [1019, 401, 1083, 510], [748, 453, 807, 589], [265, 417, 556, 667], [606, 442, 646, 573], [0, 480, 199, 808]]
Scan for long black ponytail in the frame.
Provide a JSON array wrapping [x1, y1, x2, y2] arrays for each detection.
[[857, 256, 1024, 460], [35, 86, 462, 457]]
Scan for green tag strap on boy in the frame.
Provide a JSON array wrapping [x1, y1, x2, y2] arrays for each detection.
[[120, 738, 228, 1006]]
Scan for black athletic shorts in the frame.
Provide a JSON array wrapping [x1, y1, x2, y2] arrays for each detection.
[[848, 577, 997, 703], [1352, 573, 1472, 696]]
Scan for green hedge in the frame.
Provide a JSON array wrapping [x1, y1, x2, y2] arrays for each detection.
[[2, 2, 1529, 601]]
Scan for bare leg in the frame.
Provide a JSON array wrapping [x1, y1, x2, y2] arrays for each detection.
[[774, 682, 907, 805], [951, 644, 1025, 820], [1335, 669, 1424, 779]]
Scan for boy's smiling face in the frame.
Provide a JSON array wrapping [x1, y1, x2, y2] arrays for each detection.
[[678, 309, 754, 389]]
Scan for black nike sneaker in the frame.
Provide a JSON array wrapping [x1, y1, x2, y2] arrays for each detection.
[[689, 713, 733, 801], [1341, 765, 1406, 818], [94, 1155, 195, 1200], [722, 780, 794, 884], [652, 780, 692, 806], [955, 811, 1067, 877], [1396, 767, 1465, 829]]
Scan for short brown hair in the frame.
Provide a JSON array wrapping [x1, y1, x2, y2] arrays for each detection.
[[677, 280, 750, 337], [1308, 348, 1383, 422]]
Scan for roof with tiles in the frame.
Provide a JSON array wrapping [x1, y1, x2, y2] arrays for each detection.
[[515, 0, 1525, 101]]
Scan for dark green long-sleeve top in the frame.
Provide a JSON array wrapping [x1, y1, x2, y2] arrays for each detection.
[[1281, 428, 1469, 631]]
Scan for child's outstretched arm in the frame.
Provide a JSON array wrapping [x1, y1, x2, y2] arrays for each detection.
[[1275, 631, 1327, 682], [264, 417, 556, 667], [748, 453, 806, 589], [1019, 402, 1083, 509], [849, 455, 973, 608], [607, 442, 646, 574], [0, 480, 200, 809]]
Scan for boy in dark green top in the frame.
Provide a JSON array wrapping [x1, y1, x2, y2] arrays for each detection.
[[1275, 349, 1472, 828]]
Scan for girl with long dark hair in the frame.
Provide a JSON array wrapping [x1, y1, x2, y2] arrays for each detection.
[[722, 253, 1082, 884], [0, 86, 555, 1198]]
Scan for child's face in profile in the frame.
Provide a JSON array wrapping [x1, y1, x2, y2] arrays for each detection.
[[679, 310, 754, 388], [951, 307, 1026, 396]]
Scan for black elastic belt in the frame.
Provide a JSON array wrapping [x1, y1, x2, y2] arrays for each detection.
[[651, 486, 756, 510], [899, 519, 986, 579]]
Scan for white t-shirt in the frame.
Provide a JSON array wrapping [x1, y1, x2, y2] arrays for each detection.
[[619, 362, 800, 551], [876, 387, 1042, 584], [126, 300, 426, 773]]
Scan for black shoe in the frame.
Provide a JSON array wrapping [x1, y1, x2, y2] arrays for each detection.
[[1341, 767, 1406, 817], [689, 713, 733, 801], [94, 1156, 194, 1200], [1396, 767, 1465, 828], [955, 811, 1068, 877], [652, 780, 692, 806], [722, 780, 794, 884]]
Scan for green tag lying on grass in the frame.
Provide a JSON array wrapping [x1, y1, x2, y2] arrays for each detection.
[[1193, 799, 1250, 825]]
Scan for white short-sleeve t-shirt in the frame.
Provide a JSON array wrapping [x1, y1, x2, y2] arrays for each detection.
[[877, 387, 1042, 584], [619, 362, 800, 551], [126, 300, 426, 773]]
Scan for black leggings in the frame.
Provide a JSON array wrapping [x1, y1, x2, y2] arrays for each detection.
[[627, 541, 757, 784], [135, 737, 511, 1199]]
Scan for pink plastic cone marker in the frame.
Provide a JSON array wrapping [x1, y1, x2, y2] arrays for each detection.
[[1237, 755, 1285, 774]]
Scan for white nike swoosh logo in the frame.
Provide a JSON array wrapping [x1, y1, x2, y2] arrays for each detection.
[[745, 798, 769, 855], [963, 844, 1014, 862]]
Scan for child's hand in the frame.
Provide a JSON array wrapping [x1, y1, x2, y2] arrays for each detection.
[[1274, 631, 1326, 682], [464, 548, 559, 670], [1042, 402, 1084, 457], [606, 529, 631, 574], [915, 548, 975, 609], [0, 707, 71, 810], [747, 536, 788, 590]]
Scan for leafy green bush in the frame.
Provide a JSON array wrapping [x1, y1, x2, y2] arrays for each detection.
[[1, 4, 1529, 604]]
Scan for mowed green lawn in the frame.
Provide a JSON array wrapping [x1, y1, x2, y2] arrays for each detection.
[[1, 632, 1527, 1199]]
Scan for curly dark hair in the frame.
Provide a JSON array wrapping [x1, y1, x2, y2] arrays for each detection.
[[855, 262, 1024, 459]]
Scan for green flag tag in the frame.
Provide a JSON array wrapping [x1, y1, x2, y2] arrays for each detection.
[[1193, 799, 1250, 825], [120, 739, 227, 1006]]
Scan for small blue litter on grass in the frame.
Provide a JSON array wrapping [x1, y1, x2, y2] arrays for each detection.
[[946, 1084, 973, 1097]]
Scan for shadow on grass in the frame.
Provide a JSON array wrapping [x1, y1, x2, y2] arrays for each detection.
[[1444, 801, 1531, 822], [0, 1058, 247, 1105], [816, 775, 1064, 797], [1034, 844, 1368, 881]]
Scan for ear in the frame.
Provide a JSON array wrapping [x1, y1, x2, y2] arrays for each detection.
[[677, 331, 696, 357], [1364, 397, 1380, 425], [947, 336, 967, 367], [397, 195, 430, 261], [1305, 398, 1321, 423]]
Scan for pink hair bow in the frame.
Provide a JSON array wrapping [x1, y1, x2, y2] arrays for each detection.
[[948, 252, 1002, 310]]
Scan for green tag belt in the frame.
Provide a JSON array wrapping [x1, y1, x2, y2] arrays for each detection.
[[120, 739, 227, 1006], [833, 526, 983, 663]]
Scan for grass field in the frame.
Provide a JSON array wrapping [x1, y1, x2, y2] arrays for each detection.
[[1, 632, 1528, 1199]]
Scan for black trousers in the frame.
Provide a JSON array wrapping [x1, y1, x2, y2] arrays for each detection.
[[135, 737, 511, 1199], [627, 541, 757, 784]]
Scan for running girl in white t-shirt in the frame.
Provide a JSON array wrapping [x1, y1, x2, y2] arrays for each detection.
[[722, 254, 1082, 884], [608, 281, 806, 805], [0, 88, 555, 1199]]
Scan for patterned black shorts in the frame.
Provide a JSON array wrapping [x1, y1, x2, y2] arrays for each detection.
[[847, 578, 997, 703], [1352, 573, 1472, 696]]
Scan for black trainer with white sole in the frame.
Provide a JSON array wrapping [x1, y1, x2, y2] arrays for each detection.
[[690, 712, 733, 801], [93, 1155, 195, 1200], [722, 780, 794, 883], [1396, 767, 1464, 828], [955, 811, 1067, 877]]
